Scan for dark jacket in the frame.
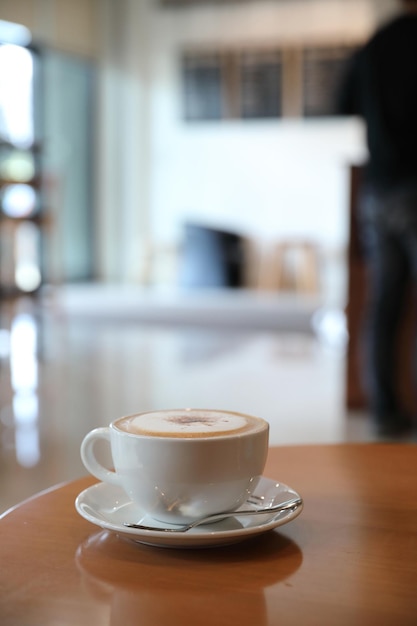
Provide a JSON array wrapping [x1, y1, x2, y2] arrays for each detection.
[[337, 13, 417, 189]]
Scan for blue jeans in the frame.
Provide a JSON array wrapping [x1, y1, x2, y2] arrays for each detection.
[[358, 182, 417, 419]]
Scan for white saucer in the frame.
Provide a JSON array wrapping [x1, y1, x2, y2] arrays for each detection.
[[75, 477, 303, 549]]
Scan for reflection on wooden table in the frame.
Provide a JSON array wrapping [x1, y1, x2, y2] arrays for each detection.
[[1, 444, 417, 625]]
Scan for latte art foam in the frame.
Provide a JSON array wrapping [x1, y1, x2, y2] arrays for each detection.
[[116, 410, 265, 438]]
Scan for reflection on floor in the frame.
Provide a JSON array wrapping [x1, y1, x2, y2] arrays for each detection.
[[0, 294, 415, 514]]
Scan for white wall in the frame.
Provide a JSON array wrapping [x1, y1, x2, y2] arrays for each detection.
[[150, 114, 365, 247]]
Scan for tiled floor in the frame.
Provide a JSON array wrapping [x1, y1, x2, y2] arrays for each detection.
[[0, 289, 415, 514]]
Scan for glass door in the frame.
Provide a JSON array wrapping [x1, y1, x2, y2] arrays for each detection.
[[42, 50, 95, 282]]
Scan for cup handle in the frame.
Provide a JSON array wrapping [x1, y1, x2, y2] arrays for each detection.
[[80, 427, 121, 486]]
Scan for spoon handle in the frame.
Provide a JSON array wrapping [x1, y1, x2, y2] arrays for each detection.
[[123, 496, 303, 533]]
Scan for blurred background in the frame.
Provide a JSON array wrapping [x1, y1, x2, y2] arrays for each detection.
[[0, 0, 407, 513]]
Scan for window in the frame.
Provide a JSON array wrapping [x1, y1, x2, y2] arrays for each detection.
[[302, 46, 356, 117], [0, 42, 42, 294], [183, 52, 223, 120], [181, 45, 357, 122], [239, 51, 282, 119]]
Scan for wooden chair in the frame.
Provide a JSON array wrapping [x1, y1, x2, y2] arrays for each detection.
[[257, 239, 320, 294]]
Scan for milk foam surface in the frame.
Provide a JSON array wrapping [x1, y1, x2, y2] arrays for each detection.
[[119, 410, 262, 437]]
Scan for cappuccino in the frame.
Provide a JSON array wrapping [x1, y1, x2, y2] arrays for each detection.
[[81, 408, 269, 523], [116, 409, 265, 438]]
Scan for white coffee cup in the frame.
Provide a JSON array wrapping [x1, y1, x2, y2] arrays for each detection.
[[80, 408, 269, 524]]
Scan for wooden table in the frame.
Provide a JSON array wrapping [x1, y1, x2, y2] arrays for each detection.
[[1, 444, 417, 625]]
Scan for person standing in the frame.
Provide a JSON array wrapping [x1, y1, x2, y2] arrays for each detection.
[[337, 0, 417, 436]]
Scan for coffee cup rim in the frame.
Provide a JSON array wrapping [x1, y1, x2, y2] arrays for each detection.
[[111, 408, 269, 440]]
